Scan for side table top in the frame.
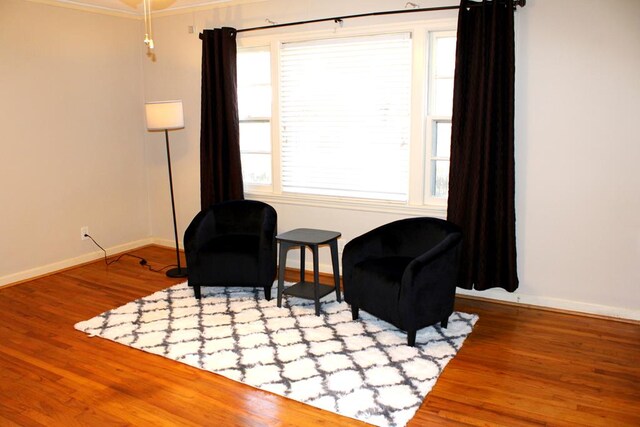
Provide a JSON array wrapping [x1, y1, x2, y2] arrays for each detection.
[[276, 228, 341, 245]]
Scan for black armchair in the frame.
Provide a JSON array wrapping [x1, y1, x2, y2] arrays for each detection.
[[184, 200, 277, 300], [342, 217, 462, 346]]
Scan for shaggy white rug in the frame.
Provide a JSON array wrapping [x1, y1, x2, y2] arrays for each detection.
[[75, 282, 478, 427]]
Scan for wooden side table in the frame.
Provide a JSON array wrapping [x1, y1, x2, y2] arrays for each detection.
[[276, 228, 342, 316]]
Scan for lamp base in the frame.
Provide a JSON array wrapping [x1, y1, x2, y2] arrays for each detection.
[[166, 267, 188, 278]]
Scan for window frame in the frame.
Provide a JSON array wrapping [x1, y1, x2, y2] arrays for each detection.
[[237, 45, 274, 192], [279, 31, 413, 202], [237, 19, 457, 216], [423, 30, 456, 207]]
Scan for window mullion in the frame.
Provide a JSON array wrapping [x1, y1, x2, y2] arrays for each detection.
[[423, 31, 455, 205], [271, 40, 282, 195], [408, 27, 427, 206]]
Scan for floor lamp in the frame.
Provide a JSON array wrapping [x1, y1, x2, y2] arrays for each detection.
[[145, 100, 188, 278]]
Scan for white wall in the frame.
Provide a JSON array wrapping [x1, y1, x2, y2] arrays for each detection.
[[142, 11, 203, 247], [2, 0, 638, 321], [0, 0, 150, 284], [143, 0, 640, 320], [507, 0, 640, 318]]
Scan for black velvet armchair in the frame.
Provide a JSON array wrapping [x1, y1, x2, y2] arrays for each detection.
[[184, 200, 277, 300], [342, 217, 462, 346]]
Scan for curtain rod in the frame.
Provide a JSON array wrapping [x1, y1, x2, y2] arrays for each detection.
[[236, 0, 526, 33]]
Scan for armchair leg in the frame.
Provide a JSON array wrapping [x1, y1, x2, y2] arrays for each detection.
[[407, 329, 416, 347], [351, 305, 359, 320], [264, 286, 272, 301], [193, 285, 201, 299], [441, 317, 449, 328]]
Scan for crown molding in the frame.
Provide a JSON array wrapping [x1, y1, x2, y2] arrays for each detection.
[[25, 0, 139, 18], [24, 0, 268, 19]]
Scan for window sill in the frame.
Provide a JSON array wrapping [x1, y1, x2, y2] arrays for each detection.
[[245, 191, 447, 219]]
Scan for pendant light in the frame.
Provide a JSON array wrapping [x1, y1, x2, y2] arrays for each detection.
[[143, 0, 154, 49]]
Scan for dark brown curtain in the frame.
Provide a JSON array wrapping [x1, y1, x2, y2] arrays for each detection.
[[199, 27, 244, 209], [447, 0, 518, 292]]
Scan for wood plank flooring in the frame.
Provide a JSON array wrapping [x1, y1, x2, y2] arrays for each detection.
[[1, 245, 638, 426]]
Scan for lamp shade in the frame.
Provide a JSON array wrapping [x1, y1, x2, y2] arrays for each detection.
[[145, 100, 184, 130]]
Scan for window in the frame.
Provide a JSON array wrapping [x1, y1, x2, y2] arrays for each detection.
[[280, 33, 412, 201], [430, 120, 452, 198], [237, 47, 272, 186], [238, 23, 456, 210], [425, 33, 456, 200]]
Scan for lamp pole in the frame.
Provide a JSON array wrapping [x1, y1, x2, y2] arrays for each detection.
[[144, 100, 187, 278], [164, 129, 187, 278]]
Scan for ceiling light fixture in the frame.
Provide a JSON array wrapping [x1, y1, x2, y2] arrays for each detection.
[[143, 0, 154, 50]]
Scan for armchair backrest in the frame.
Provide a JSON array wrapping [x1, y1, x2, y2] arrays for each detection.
[[208, 200, 276, 236], [373, 217, 460, 258], [184, 200, 277, 251]]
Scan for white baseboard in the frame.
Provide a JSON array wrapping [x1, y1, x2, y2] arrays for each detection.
[[302, 261, 640, 321], [0, 238, 155, 288], [455, 287, 640, 322], [3, 240, 638, 322], [151, 237, 184, 249]]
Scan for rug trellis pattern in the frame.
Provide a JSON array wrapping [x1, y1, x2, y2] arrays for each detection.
[[75, 282, 478, 427]]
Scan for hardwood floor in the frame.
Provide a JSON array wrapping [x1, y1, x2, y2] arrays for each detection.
[[1, 245, 638, 426]]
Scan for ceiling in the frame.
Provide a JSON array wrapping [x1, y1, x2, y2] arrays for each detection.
[[49, 0, 262, 16]]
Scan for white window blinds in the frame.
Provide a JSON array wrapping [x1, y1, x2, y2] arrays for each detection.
[[280, 33, 412, 201]]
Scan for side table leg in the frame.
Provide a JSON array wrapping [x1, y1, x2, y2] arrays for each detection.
[[277, 243, 288, 307], [299, 245, 306, 283], [330, 240, 341, 302], [312, 245, 320, 316]]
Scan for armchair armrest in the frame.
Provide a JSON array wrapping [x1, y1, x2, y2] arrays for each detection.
[[342, 230, 385, 271], [406, 231, 462, 278], [342, 221, 416, 304], [184, 209, 217, 254], [399, 232, 462, 319]]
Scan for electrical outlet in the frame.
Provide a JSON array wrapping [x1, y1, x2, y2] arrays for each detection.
[[337, 238, 347, 252], [81, 226, 89, 240]]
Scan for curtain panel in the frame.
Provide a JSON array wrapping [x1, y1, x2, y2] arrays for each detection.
[[447, 0, 519, 292], [199, 27, 244, 209]]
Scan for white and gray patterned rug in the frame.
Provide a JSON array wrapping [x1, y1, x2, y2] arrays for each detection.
[[75, 282, 478, 427]]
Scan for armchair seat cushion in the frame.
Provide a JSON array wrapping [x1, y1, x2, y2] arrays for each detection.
[[201, 234, 260, 255], [354, 256, 413, 284], [196, 251, 259, 285]]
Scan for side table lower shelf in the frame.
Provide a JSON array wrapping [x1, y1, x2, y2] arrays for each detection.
[[283, 281, 336, 300]]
